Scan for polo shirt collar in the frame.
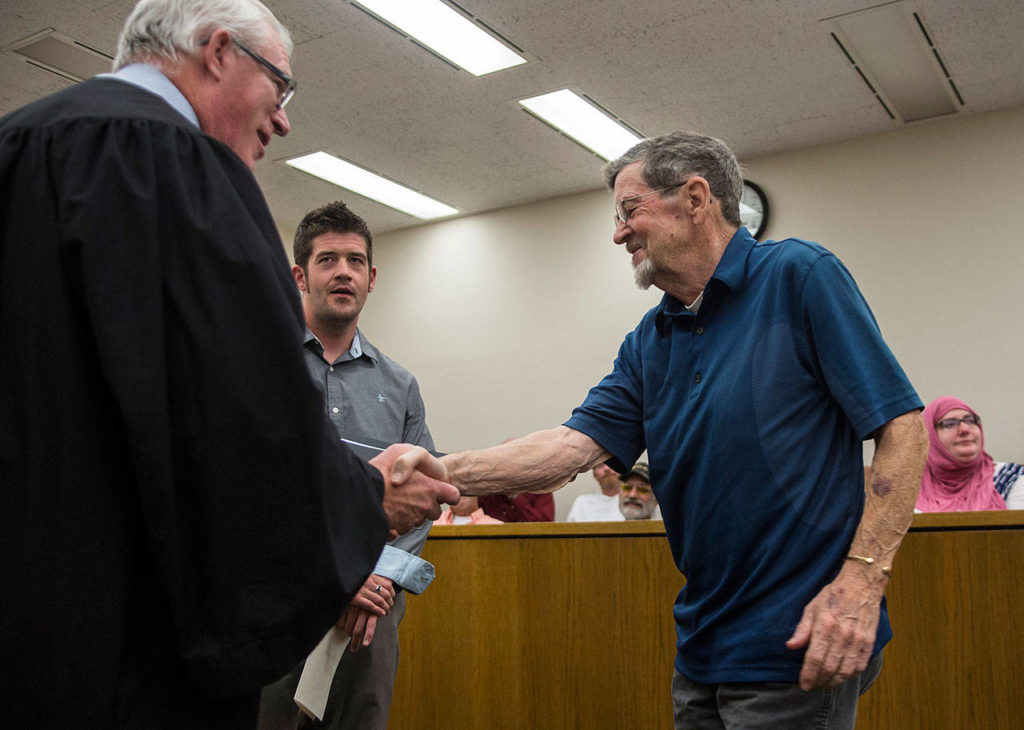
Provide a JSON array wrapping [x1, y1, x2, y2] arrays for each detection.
[[709, 226, 756, 293], [654, 226, 756, 327]]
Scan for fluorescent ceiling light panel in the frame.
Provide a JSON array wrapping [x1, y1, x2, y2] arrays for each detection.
[[353, 0, 526, 76], [519, 90, 641, 161], [286, 152, 458, 220]]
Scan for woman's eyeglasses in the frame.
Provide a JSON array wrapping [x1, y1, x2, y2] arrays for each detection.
[[935, 414, 980, 430]]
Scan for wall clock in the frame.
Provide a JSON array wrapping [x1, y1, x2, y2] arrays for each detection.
[[740, 180, 769, 239]]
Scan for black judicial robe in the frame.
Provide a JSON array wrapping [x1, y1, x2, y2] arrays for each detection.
[[0, 78, 389, 728]]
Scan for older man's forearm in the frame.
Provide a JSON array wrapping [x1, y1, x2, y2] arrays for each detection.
[[442, 426, 608, 496], [788, 409, 928, 689], [849, 410, 928, 572]]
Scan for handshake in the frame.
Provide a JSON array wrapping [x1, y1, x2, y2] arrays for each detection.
[[368, 444, 461, 538], [367, 427, 583, 536]]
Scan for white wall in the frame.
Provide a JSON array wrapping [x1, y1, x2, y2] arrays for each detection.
[[357, 105, 1024, 519]]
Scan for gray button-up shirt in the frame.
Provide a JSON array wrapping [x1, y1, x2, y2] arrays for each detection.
[[304, 328, 435, 593]]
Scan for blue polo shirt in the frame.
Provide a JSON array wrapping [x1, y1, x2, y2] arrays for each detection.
[[565, 227, 921, 682]]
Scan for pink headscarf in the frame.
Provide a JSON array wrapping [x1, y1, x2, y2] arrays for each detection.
[[918, 396, 1006, 512]]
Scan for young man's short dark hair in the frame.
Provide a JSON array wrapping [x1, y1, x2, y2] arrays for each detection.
[[293, 200, 373, 270]]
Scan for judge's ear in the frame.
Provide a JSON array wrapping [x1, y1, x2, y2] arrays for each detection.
[[292, 264, 307, 293], [198, 28, 233, 81]]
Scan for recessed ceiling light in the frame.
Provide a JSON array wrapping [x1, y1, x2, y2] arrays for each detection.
[[353, 0, 526, 76], [519, 89, 642, 161], [286, 152, 458, 220], [8, 29, 112, 82], [823, 3, 963, 122]]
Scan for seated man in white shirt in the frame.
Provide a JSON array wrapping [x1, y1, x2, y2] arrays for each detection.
[[565, 463, 625, 522]]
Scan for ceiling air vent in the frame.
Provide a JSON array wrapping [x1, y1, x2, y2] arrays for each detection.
[[822, 1, 966, 123], [6, 29, 113, 83]]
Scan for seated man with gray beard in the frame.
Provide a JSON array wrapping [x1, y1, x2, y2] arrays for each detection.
[[618, 462, 660, 520]]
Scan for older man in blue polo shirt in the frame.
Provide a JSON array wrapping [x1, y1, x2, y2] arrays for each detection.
[[400, 131, 928, 729]]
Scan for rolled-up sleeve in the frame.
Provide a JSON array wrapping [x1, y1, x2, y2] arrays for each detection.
[[372, 543, 435, 594]]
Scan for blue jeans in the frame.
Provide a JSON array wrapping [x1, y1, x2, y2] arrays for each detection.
[[671, 651, 883, 730]]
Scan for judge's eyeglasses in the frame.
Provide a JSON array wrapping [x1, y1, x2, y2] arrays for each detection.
[[201, 35, 297, 109], [232, 37, 296, 109]]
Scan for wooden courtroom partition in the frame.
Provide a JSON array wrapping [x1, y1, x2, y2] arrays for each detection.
[[390, 514, 1024, 730], [856, 511, 1024, 729]]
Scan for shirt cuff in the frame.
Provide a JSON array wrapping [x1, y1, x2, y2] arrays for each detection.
[[372, 544, 435, 594]]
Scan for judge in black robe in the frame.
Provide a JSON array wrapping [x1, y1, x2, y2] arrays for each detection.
[[0, 73, 391, 727]]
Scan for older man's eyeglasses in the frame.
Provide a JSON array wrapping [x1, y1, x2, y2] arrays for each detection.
[[620, 481, 651, 494], [614, 182, 687, 226], [200, 35, 297, 109], [231, 36, 296, 109], [935, 414, 980, 430]]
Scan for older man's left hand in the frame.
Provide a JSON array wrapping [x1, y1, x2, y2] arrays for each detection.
[[784, 568, 885, 690]]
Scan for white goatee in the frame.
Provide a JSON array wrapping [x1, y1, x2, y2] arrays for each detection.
[[633, 257, 655, 290]]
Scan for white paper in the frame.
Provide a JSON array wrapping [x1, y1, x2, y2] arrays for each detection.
[[294, 627, 351, 721]]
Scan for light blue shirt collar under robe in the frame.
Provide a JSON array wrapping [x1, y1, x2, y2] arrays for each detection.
[[101, 63, 200, 128]]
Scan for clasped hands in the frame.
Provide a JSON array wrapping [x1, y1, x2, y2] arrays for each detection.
[[369, 444, 459, 540], [337, 574, 395, 650]]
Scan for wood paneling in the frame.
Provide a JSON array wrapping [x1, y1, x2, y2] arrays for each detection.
[[391, 515, 1024, 729], [856, 512, 1024, 729]]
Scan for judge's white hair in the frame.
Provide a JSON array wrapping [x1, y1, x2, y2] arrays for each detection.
[[113, 0, 292, 71]]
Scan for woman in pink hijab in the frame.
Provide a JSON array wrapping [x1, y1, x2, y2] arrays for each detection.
[[918, 396, 1023, 512]]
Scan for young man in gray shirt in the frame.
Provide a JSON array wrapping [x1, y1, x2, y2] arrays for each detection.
[[260, 201, 436, 730]]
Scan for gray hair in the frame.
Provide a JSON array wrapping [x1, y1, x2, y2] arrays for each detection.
[[113, 0, 293, 71], [602, 131, 744, 226]]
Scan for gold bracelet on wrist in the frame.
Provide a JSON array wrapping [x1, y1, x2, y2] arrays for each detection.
[[846, 554, 891, 577]]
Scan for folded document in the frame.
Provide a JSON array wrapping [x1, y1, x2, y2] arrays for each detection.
[[294, 627, 351, 721]]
